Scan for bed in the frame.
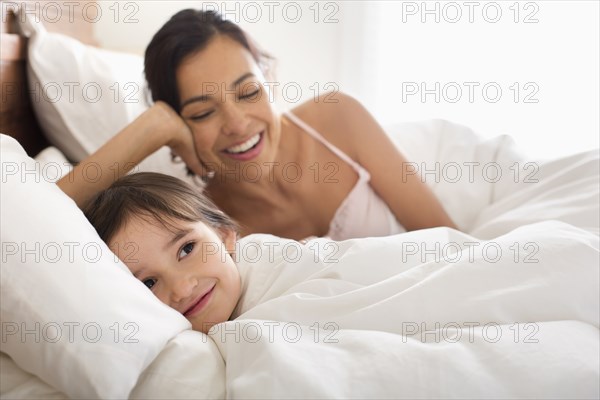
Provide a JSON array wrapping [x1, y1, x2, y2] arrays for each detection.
[[1, 4, 599, 399]]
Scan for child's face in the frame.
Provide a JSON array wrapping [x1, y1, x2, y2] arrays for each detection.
[[109, 216, 241, 334]]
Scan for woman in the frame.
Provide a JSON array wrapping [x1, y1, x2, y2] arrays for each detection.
[[58, 9, 456, 240]]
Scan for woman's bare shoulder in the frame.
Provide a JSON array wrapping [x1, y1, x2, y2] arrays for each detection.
[[289, 91, 365, 158], [290, 91, 360, 122]]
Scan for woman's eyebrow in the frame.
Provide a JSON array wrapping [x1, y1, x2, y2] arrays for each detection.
[[180, 72, 255, 109], [165, 228, 193, 251]]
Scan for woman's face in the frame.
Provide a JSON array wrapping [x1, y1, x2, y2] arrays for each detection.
[[109, 216, 241, 334], [176, 34, 280, 175]]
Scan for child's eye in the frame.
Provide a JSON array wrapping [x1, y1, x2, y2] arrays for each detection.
[[179, 242, 195, 259], [142, 278, 157, 290]]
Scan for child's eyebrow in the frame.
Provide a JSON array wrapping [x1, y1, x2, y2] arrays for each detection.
[[165, 228, 193, 250], [131, 267, 145, 279]]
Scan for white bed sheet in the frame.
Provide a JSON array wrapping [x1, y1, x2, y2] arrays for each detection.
[[2, 120, 598, 399]]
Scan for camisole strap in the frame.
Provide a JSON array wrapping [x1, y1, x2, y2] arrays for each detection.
[[284, 111, 366, 175]]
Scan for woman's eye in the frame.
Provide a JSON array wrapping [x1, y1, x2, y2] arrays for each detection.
[[179, 242, 195, 259], [239, 89, 260, 100], [142, 278, 156, 290], [189, 111, 213, 121]]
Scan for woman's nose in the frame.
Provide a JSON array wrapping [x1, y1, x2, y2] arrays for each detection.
[[221, 103, 249, 136]]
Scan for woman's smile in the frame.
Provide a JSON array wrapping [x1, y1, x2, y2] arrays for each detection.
[[221, 130, 265, 161]]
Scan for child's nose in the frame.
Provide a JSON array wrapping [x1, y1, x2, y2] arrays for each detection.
[[169, 275, 199, 306]]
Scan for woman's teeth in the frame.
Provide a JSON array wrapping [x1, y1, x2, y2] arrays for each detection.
[[225, 133, 261, 154]]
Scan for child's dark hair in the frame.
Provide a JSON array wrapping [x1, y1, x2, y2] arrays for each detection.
[[84, 172, 238, 243]]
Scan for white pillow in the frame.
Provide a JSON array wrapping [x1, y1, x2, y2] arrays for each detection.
[[33, 146, 73, 183], [385, 119, 528, 231], [0, 134, 192, 399], [0, 331, 226, 400], [17, 9, 195, 184]]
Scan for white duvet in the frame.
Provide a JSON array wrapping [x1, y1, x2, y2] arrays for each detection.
[[2, 120, 598, 399], [219, 219, 598, 399]]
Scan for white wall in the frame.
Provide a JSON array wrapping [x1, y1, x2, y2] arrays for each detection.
[[95, 1, 599, 159], [94, 1, 341, 109], [363, 1, 600, 160]]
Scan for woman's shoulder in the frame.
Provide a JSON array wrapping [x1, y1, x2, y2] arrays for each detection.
[[289, 91, 368, 157], [291, 91, 363, 125]]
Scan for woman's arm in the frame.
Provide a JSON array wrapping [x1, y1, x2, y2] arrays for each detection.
[[57, 102, 203, 209], [320, 93, 458, 231]]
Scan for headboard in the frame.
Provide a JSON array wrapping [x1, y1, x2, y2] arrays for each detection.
[[0, 2, 98, 157]]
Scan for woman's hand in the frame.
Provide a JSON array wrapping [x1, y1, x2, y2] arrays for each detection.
[[58, 101, 204, 208], [145, 101, 205, 177]]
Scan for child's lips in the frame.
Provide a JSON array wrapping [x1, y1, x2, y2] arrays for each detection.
[[183, 284, 216, 317]]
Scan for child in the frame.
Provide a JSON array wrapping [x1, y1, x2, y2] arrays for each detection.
[[84, 172, 242, 334]]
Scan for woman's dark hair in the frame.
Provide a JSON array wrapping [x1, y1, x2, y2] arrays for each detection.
[[144, 9, 273, 113], [84, 172, 238, 244]]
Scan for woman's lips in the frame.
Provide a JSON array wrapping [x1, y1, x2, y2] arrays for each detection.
[[183, 284, 215, 317], [221, 131, 264, 161]]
